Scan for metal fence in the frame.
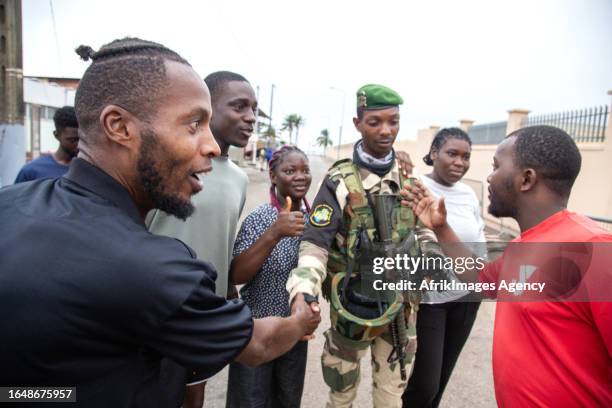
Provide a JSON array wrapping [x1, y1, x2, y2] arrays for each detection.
[[468, 121, 507, 145], [523, 106, 609, 143]]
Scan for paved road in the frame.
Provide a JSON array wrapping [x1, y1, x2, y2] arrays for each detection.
[[204, 155, 497, 407]]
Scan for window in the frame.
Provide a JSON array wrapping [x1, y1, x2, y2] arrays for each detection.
[[42, 106, 58, 120]]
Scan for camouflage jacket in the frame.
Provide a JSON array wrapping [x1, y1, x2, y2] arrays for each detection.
[[286, 159, 437, 304]]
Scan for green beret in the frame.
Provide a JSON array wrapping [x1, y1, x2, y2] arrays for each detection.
[[356, 84, 403, 110]]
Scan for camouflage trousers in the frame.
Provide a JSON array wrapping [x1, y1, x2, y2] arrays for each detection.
[[321, 308, 417, 408]]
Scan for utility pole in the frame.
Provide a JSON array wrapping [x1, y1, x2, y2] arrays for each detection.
[[330, 87, 346, 160], [268, 84, 275, 147], [252, 85, 259, 165], [0, 0, 25, 187]]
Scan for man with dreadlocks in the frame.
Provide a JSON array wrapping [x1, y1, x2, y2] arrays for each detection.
[[14, 105, 79, 183], [0, 38, 320, 408], [285, 84, 441, 408]]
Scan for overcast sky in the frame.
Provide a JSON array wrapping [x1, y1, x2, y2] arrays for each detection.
[[23, 0, 612, 152]]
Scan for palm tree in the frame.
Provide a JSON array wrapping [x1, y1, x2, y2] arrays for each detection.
[[293, 115, 304, 146], [316, 129, 333, 154], [281, 114, 305, 145], [281, 114, 297, 144]]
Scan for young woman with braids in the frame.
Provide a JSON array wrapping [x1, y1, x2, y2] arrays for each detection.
[[227, 145, 313, 408], [402, 128, 486, 408]]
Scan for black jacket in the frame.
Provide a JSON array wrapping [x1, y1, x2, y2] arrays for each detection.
[[0, 159, 253, 407]]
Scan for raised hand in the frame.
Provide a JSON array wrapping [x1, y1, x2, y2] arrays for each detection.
[[396, 150, 414, 178], [272, 196, 306, 239], [400, 179, 447, 229]]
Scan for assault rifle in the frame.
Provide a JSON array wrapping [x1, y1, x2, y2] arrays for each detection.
[[372, 193, 409, 381]]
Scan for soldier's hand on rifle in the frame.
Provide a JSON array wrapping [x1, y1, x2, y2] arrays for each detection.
[[272, 197, 305, 239], [400, 179, 447, 230], [396, 150, 414, 177], [291, 293, 321, 340]]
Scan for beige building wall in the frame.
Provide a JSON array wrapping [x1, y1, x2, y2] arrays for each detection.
[[326, 92, 612, 235]]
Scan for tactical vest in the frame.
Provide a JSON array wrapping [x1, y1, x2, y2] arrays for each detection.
[[324, 159, 419, 297], [323, 159, 423, 343]]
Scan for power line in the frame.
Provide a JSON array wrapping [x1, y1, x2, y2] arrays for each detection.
[[48, 0, 61, 71]]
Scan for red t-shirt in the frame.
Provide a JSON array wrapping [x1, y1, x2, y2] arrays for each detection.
[[481, 210, 612, 407]]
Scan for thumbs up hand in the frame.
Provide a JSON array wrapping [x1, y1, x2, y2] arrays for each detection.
[[272, 196, 306, 239], [282, 196, 293, 213]]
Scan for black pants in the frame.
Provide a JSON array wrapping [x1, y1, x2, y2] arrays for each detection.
[[402, 297, 480, 408], [226, 340, 308, 408]]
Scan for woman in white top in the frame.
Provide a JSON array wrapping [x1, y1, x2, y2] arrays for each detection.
[[402, 128, 486, 408]]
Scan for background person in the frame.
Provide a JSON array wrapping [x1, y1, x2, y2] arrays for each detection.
[[403, 128, 485, 408], [147, 70, 256, 299], [146, 70, 258, 407], [227, 145, 312, 408], [14, 106, 79, 183], [259, 147, 267, 171]]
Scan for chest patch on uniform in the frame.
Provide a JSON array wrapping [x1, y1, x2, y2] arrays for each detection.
[[310, 204, 334, 227]]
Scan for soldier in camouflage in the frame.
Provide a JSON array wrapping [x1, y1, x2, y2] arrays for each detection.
[[286, 84, 438, 408]]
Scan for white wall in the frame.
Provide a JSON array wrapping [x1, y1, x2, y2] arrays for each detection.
[[24, 78, 76, 108]]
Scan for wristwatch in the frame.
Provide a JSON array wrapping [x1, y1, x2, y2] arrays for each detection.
[[302, 293, 319, 304]]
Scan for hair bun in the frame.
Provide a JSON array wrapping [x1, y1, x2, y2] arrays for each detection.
[[75, 45, 96, 61], [422, 154, 434, 166]]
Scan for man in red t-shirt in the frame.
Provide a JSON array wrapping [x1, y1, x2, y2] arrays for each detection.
[[402, 125, 611, 407]]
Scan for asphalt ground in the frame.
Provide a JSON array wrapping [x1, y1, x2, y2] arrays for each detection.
[[203, 155, 497, 408]]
